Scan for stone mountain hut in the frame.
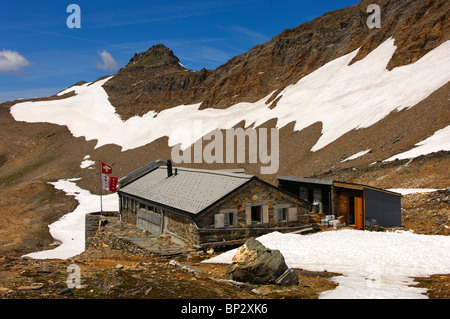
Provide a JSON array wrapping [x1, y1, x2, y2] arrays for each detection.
[[117, 160, 311, 249]]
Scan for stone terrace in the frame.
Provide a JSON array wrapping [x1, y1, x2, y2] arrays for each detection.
[[86, 212, 198, 261]]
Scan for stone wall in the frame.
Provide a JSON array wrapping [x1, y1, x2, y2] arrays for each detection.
[[165, 211, 199, 247], [194, 179, 310, 246], [85, 211, 119, 250]]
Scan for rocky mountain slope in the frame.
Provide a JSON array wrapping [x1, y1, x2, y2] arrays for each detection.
[[104, 0, 449, 119], [0, 0, 449, 260]]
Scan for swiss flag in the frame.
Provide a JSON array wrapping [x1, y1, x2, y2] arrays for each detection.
[[101, 161, 113, 174], [102, 174, 118, 192]]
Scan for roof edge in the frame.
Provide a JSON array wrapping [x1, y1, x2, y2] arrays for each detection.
[[277, 175, 401, 197], [277, 175, 333, 186], [118, 160, 166, 188], [162, 165, 254, 180]]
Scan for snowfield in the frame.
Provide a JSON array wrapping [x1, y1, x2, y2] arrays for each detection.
[[23, 179, 118, 260], [388, 188, 445, 195], [384, 125, 450, 162], [204, 230, 450, 299], [10, 38, 450, 156]]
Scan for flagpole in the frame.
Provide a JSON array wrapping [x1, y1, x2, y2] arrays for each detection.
[[99, 160, 103, 215]]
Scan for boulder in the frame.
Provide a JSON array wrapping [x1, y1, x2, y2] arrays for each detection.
[[226, 238, 298, 286]]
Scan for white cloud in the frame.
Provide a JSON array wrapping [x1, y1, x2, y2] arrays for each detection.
[[0, 49, 31, 73], [96, 50, 119, 72]]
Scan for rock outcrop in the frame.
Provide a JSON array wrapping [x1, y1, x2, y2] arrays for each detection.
[[226, 238, 298, 286]]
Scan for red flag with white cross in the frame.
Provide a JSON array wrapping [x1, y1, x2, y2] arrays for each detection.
[[101, 161, 113, 174]]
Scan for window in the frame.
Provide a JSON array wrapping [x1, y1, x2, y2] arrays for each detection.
[[251, 205, 262, 223], [277, 207, 289, 222], [299, 187, 308, 201], [223, 212, 234, 227], [121, 196, 128, 210], [276, 205, 298, 222], [214, 211, 235, 228], [246, 204, 269, 225]]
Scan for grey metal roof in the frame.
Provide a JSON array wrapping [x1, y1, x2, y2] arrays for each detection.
[[277, 175, 333, 186], [118, 160, 165, 188], [119, 166, 254, 215]]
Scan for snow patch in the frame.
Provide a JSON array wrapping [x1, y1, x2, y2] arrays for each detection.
[[384, 126, 450, 162], [23, 179, 118, 260], [80, 155, 95, 169], [341, 149, 371, 162], [203, 230, 450, 299]]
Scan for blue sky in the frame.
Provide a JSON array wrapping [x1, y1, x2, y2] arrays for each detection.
[[0, 0, 360, 103]]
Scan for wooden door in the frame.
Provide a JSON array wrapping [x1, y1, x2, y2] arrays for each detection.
[[354, 197, 364, 229]]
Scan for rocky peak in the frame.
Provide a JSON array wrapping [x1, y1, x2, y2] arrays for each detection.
[[103, 44, 212, 119], [125, 44, 184, 71]]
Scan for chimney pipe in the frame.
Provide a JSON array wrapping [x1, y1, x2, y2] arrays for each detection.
[[167, 160, 173, 177]]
